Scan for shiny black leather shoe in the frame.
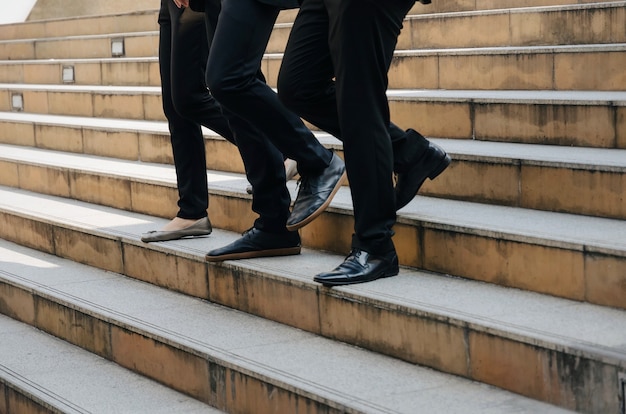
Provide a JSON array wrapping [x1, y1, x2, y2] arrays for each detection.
[[314, 249, 399, 287], [206, 227, 301, 262], [395, 142, 451, 210], [286, 153, 346, 231]]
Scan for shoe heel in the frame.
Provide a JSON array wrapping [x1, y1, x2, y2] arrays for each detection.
[[428, 154, 451, 180]]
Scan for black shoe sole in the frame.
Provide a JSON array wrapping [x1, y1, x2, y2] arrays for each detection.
[[206, 246, 301, 262], [286, 170, 347, 231]]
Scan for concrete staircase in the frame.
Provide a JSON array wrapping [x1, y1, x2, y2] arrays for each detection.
[[0, 2, 625, 413]]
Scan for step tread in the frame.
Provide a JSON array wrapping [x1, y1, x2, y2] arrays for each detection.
[[2, 112, 626, 170], [4, 39, 626, 65], [0, 56, 158, 64], [1, 144, 625, 256], [4, 83, 626, 104], [1, 185, 625, 363], [0, 314, 222, 414], [0, 29, 158, 44], [409, 0, 626, 17], [0, 238, 579, 413], [392, 43, 626, 55]]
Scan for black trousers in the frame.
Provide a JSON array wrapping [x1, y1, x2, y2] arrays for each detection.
[[278, 0, 419, 255], [205, 0, 334, 233], [158, 0, 235, 219]]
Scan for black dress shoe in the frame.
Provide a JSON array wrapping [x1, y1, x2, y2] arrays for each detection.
[[314, 249, 399, 286], [286, 153, 346, 231], [395, 142, 451, 210], [206, 227, 301, 262]]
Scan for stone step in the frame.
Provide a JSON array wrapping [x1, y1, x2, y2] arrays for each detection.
[[25, 0, 155, 22], [412, 0, 621, 15], [0, 194, 623, 413], [0, 314, 222, 414], [3, 42, 625, 91], [2, 2, 623, 59], [272, 2, 626, 52], [0, 147, 624, 309], [1, 113, 625, 220], [399, 1, 626, 49], [0, 8, 310, 42], [2, 84, 624, 148], [0, 0, 626, 43], [0, 31, 159, 60], [0, 9, 159, 41]]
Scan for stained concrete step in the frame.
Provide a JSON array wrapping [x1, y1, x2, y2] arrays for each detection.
[[0, 112, 240, 171], [0, 31, 159, 60], [412, 0, 621, 14], [2, 84, 624, 148], [397, 1, 626, 49], [1, 113, 625, 221], [264, 43, 626, 91], [0, 10, 159, 41], [3, 42, 625, 91], [2, 3, 624, 60], [273, 2, 626, 52], [0, 194, 623, 413], [0, 315, 222, 414], [0, 143, 624, 309], [0, 8, 306, 42], [0, 57, 161, 87], [302, 0, 626, 54]]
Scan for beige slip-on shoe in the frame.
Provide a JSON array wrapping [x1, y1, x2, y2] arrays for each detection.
[[141, 217, 212, 242]]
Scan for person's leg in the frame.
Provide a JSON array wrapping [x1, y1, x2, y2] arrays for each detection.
[[278, 0, 448, 213], [206, 0, 332, 176], [169, 2, 234, 142], [141, 0, 213, 242], [278, 3, 407, 148], [205, 0, 345, 237], [313, 0, 416, 285]]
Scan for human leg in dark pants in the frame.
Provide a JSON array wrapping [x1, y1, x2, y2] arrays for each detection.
[[204, 0, 347, 261], [143, 0, 234, 241], [278, 0, 450, 215], [278, 0, 450, 285]]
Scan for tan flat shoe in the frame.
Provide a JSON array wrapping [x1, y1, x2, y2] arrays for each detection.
[[141, 217, 212, 242]]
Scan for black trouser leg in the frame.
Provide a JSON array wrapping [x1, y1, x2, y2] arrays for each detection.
[[327, 0, 414, 255], [158, 0, 235, 219], [205, 0, 333, 232], [277, 0, 428, 175]]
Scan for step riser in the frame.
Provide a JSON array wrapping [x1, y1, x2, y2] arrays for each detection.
[[263, 49, 626, 91], [0, 89, 165, 121], [0, 383, 57, 414], [0, 61, 162, 87], [0, 121, 244, 173], [0, 216, 622, 414], [386, 50, 626, 91], [390, 99, 625, 148], [2, 4, 623, 57], [424, 161, 626, 220], [0, 9, 307, 42], [0, 164, 623, 311], [0, 0, 618, 42], [399, 4, 626, 49], [4, 46, 625, 91], [0, 12, 159, 41], [414, 0, 622, 14], [0, 280, 346, 414], [1, 121, 624, 221], [2, 89, 623, 148], [0, 34, 159, 60]]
